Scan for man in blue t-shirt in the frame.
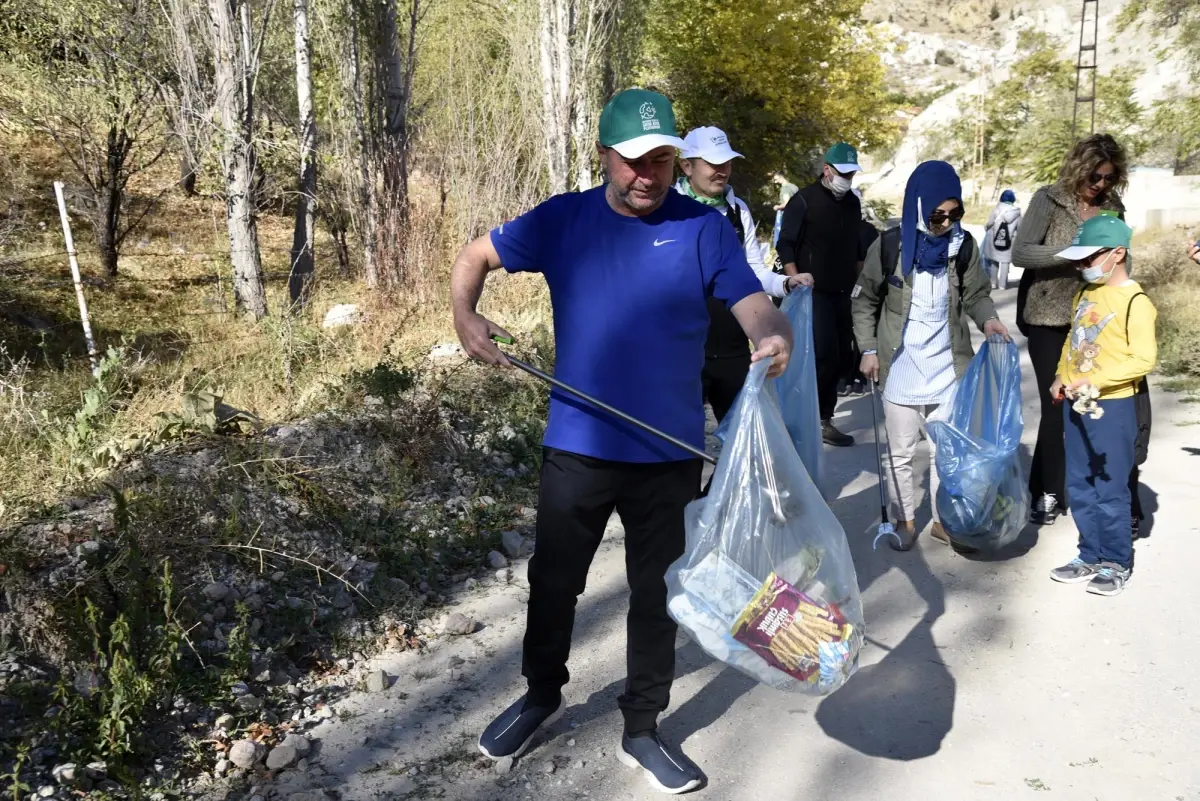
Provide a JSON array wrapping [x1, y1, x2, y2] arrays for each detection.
[[450, 88, 793, 793]]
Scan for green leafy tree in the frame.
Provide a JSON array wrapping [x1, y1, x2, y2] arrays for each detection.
[[640, 0, 896, 215]]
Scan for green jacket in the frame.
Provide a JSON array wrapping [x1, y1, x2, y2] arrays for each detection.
[[851, 229, 998, 389]]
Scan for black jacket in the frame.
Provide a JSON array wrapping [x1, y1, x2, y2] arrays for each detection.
[[776, 182, 865, 295]]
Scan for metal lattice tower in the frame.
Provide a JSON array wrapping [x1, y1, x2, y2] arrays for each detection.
[[1072, 0, 1100, 136], [972, 63, 988, 206]]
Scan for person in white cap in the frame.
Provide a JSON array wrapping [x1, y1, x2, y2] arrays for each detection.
[[452, 88, 793, 794], [675, 126, 812, 423]]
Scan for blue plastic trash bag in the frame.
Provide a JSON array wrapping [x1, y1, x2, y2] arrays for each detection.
[[667, 360, 864, 695], [713, 286, 822, 491], [925, 336, 1030, 550]]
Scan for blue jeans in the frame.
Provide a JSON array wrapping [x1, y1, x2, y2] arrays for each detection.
[[1064, 396, 1136, 569]]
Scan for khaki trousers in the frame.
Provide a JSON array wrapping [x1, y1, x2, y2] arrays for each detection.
[[883, 399, 940, 524]]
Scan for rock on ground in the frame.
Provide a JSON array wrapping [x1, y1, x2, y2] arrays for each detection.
[[228, 739, 265, 769], [486, 550, 508, 569], [365, 670, 390, 693], [441, 612, 477, 636], [500, 531, 523, 559], [266, 744, 300, 771], [281, 734, 312, 757]]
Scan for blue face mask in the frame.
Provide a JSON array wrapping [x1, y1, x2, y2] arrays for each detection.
[[1081, 251, 1116, 284]]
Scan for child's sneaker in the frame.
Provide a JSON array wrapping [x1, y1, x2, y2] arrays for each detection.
[[1049, 557, 1100, 584], [1086, 563, 1131, 596]]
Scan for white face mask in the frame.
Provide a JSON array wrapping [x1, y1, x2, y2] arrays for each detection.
[[827, 172, 852, 198], [1081, 251, 1116, 284]]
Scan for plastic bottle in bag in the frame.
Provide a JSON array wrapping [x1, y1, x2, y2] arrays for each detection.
[[666, 360, 864, 695], [925, 336, 1030, 550]]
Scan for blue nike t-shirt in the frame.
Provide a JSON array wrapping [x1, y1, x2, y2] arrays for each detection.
[[490, 186, 762, 463]]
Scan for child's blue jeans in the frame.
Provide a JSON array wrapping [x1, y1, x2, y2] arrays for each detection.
[[1064, 396, 1136, 569]]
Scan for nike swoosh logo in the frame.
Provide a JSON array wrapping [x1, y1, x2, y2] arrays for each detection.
[[653, 239, 675, 247]]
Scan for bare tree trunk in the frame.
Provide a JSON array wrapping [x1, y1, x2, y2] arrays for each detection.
[[208, 0, 267, 319], [377, 0, 409, 199], [348, 1, 378, 287], [166, 0, 206, 196], [93, 125, 128, 278], [539, 0, 572, 195], [288, 0, 317, 309]]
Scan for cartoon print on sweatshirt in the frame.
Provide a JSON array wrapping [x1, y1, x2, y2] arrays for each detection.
[[1070, 299, 1116, 373]]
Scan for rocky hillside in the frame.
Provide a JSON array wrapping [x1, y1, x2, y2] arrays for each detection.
[[862, 0, 1191, 199]]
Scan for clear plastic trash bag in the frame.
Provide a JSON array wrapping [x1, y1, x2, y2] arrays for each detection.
[[712, 286, 823, 490], [667, 360, 864, 695], [925, 336, 1030, 550]]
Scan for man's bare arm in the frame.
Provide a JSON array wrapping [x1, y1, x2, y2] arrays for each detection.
[[451, 234, 514, 365], [730, 292, 794, 377]]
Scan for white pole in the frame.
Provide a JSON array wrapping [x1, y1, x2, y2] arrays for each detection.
[[52, 181, 100, 377]]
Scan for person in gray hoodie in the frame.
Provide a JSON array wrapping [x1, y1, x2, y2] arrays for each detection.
[[983, 189, 1021, 289], [1013, 133, 1128, 526]]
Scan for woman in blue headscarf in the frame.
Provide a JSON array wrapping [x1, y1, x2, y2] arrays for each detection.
[[850, 161, 1010, 551], [984, 189, 1022, 289]]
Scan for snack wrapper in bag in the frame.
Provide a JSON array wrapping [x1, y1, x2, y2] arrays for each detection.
[[926, 337, 1030, 550], [712, 287, 823, 494], [666, 360, 864, 695]]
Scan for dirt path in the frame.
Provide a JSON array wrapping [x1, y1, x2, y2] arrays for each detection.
[[298, 289, 1200, 801]]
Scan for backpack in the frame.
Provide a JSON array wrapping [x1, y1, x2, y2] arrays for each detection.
[[992, 219, 1011, 250], [724, 200, 746, 244], [1125, 292, 1152, 466]]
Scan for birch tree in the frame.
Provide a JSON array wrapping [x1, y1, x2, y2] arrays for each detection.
[[288, 0, 317, 308], [207, 0, 269, 319], [539, 0, 619, 195]]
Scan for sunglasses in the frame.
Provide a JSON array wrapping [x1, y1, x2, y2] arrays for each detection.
[[928, 207, 965, 225], [1088, 171, 1116, 185]]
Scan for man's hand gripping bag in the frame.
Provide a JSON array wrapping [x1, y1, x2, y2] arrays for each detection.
[[666, 360, 865, 695]]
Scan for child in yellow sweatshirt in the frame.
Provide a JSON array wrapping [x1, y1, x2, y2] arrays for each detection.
[[1048, 216, 1156, 596]]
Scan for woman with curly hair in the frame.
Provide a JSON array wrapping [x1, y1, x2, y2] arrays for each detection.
[[1013, 134, 1137, 528]]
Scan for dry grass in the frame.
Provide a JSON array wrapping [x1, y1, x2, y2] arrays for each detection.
[[1131, 229, 1200, 382], [0, 125, 553, 520]]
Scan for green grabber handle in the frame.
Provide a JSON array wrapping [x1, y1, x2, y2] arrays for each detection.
[[490, 335, 716, 465]]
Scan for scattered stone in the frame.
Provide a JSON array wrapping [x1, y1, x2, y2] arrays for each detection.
[[366, 670, 390, 693], [495, 568, 512, 584], [213, 759, 230, 777], [229, 739, 265, 769], [266, 744, 300, 771], [542, 761, 556, 775], [573, 760, 585, 770], [447, 656, 466, 668], [235, 695, 264, 712], [37, 786, 55, 798], [315, 706, 334, 720], [230, 681, 251, 697], [493, 757, 514, 776], [202, 582, 231, 602], [286, 684, 303, 699], [51, 764, 78, 785], [84, 763, 106, 780], [464, 577, 479, 591], [429, 343, 463, 359], [500, 531, 524, 559], [567, 738, 576, 747], [322, 303, 360, 329], [215, 713, 235, 731], [271, 571, 286, 582], [73, 669, 101, 699], [281, 734, 312, 757], [442, 612, 477, 636], [287, 791, 329, 801], [486, 550, 508, 570]]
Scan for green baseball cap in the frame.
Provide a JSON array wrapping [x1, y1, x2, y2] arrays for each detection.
[[824, 142, 861, 173], [598, 88, 686, 159], [1056, 215, 1133, 260]]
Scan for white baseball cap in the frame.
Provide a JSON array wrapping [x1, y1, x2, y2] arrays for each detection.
[[681, 127, 743, 164]]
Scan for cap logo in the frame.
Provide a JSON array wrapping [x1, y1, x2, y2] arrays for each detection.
[[639, 102, 660, 131], [712, 134, 727, 145]]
